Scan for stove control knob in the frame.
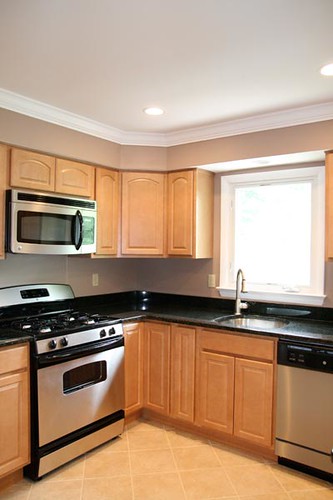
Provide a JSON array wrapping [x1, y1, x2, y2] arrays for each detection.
[[49, 339, 57, 350], [60, 337, 69, 347], [100, 329, 107, 338], [109, 327, 116, 336]]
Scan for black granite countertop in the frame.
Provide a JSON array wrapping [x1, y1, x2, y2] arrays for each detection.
[[2, 290, 333, 348], [76, 291, 333, 346], [0, 331, 31, 348]]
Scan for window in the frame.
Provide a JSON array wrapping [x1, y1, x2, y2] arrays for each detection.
[[219, 166, 325, 305]]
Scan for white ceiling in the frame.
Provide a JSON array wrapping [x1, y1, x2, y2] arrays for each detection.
[[1, 0, 333, 147]]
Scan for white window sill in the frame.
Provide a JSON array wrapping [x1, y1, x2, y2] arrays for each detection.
[[217, 287, 326, 307]]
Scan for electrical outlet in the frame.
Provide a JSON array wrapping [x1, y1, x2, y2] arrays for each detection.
[[208, 274, 216, 288], [92, 273, 99, 287]]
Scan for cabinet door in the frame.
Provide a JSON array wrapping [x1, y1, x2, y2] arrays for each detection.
[[124, 323, 143, 417], [121, 172, 165, 255], [167, 170, 194, 256], [55, 159, 95, 198], [196, 351, 234, 434], [10, 148, 55, 192], [170, 324, 195, 423], [95, 168, 119, 255], [144, 322, 170, 415], [234, 358, 273, 447], [0, 371, 29, 477]]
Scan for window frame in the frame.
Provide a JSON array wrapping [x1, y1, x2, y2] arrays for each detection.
[[218, 166, 326, 306]]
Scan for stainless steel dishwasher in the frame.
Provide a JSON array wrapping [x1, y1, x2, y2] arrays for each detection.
[[275, 340, 333, 478]]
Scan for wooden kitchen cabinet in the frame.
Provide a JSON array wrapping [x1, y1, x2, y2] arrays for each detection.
[[124, 322, 143, 418], [95, 167, 119, 256], [55, 158, 95, 198], [196, 351, 234, 434], [10, 148, 55, 192], [10, 148, 95, 198], [0, 343, 30, 478], [121, 171, 166, 255], [170, 324, 196, 423], [195, 328, 275, 449], [234, 358, 273, 447], [143, 322, 170, 415], [167, 169, 214, 258]]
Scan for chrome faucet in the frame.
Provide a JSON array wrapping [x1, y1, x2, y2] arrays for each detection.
[[235, 269, 248, 315]]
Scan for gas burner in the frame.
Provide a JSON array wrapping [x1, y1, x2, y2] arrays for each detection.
[[9, 310, 118, 337]]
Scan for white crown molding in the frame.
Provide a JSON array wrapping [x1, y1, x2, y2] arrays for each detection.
[[1, 88, 333, 147]]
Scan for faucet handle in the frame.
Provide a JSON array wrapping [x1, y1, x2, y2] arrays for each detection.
[[240, 301, 248, 310]]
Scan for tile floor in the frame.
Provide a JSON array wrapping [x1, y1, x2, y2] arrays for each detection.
[[1, 419, 332, 499]]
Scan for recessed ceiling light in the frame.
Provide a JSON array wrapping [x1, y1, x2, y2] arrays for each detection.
[[143, 107, 164, 116], [320, 63, 333, 76]]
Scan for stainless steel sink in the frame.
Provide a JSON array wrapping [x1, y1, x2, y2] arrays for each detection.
[[214, 315, 289, 330]]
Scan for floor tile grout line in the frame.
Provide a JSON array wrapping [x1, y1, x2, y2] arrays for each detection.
[[124, 430, 135, 500], [164, 426, 188, 499], [209, 439, 239, 498]]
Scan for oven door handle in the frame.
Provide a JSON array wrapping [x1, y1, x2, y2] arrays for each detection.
[[36, 336, 124, 367], [72, 210, 83, 250]]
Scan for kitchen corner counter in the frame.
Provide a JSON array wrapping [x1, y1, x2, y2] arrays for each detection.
[[0, 332, 31, 348], [77, 292, 333, 345], [3, 290, 333, 347]]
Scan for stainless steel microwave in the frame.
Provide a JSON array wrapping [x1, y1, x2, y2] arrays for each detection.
[[6, 190, 97, 255]]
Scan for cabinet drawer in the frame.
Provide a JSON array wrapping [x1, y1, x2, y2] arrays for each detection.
[[0, 344, 29, 376], [198, 329, 275, 361]]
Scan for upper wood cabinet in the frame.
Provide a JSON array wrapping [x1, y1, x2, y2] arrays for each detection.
[[0, 343, 30, 478], [55, 159, 95, 198], [121, 172, 166, 255], [167, 169, 214, 258], [326, 151, 333, 259], [10, 148, 95, 198], [95, 168, 119, 256], [10, 148, 55, 192]]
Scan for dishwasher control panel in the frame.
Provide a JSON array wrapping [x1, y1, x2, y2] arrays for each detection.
[[278, 341, 333, 373]]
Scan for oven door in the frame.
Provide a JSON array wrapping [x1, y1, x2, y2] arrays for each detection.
[[37, 344, 124, 446]]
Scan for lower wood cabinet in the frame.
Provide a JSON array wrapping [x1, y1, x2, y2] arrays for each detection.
[[234, 357, 273, 447], [124, 322, 143, 417], [196, 328, 275, 449], [196, 351, 234, 434], [0, 344, 30, 478], [170, 324, 195, 423], [125, 321, 276, 452], [143, 322, 170, 415]]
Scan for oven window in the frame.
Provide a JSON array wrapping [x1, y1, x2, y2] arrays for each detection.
[[63, 361, 107, 394]]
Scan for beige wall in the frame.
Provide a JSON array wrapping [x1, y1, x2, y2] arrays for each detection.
[[1, 108, 333, 306], [168, 120, 333, 168], [0, 254, 140, 297], [120, 145, 167, 170], [0, 108, 121, 168]]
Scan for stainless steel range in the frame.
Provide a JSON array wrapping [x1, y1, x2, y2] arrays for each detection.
[[0, 284, 124, 480]]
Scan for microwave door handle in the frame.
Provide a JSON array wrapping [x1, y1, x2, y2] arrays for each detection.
[[72, 210, 83, 250]]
